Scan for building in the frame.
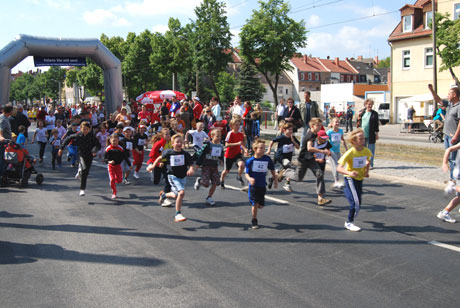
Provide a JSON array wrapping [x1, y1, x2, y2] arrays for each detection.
[[388, 0, 460, 123], [347, 56, 386, 84]]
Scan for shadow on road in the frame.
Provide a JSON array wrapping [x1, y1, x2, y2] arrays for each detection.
[[0, 211, 33, 218], [364, 220, 460, 236]]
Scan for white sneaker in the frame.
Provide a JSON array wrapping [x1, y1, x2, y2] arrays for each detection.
[[206, 196, 216, 206], [283, 183, 292, 192], [174, 213, 187, 222], [123, 178, 130, 185], [111, 194, 117, 199], [344, 221, 361, 231], [437, 211, 456, 223], [333, 182, 343, 189], [194, 177, 201, 190], [75, 171, 81, 180], [161, 198, 173, 207], [444, 180, 456, 195], [133, 171, 140, 179], [79, 190, 85, 196]]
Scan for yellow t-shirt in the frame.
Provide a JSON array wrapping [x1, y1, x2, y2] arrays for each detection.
[[337, 147, 372, 181]]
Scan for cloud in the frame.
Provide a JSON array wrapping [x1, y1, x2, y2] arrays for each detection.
[[307, 15, 320, 27], [119, 0, 202, 17], [152, 24, 169, 34], [83, 9, 130, 27], [28, 0, 70, 8]]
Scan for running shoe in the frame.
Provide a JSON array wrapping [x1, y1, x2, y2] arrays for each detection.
[[237, 175, 245, 186], [220, 181, 225, 189], [133, 171, 140, 179], [318, 198, 332, 206], [344, 221, 361, 231], [75, 171, 81, 180], [205, 197, 216, 206], [174, 213, 187, 222], [79, 190, 85, 196], [437, 211, 456, 223], [161, 198, 174, 207], [333, 182, 344, 189], [158, 192, 166, 205], [123, 178, 130, 185], [194, 177, 201, 190], [444, 180, 456, 195], [268, 177, 274, 189], [283, 183, 292, 192], [111, 194, 117, 199], [251, 218, 259, 229]]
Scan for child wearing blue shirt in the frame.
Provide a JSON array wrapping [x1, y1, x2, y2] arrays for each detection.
[[245, 139, 277, 229], [326, 117, 348, 188], [16, 126, 26, 147]]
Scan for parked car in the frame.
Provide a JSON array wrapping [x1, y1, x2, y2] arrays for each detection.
[[378, 103, 390, 125]]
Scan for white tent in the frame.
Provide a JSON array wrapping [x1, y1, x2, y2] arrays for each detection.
[[400, 93, 434, 103]]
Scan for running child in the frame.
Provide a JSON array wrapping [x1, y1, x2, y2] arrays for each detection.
[[194, 128, 225, 206], [119, 126, 134, 184], [185, 122, 209, 152], [326, 117, 348, 188], [245, 139, 278, 229], [133, 124, 148, 179], [96, 123, 110, 161], [49, 128, 62, 169], [148, 134, 195, 222], [297, 118, 332, 206], [313, 130, 333, 200], [62, 123, 79, 167], [220, 118, 248, 188], [31, 120, 48, 162], [105, 133, 131, 199], [337, 128, 372, 231], [265, 122, 299, 192], [55, 120, 67, 140], [438, 142, 460, 223]]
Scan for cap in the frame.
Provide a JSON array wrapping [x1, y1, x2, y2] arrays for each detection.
[[123, 126, 134, 132], [138, 124, 147, 130], [116, 123, 124, 129], [317, 130, 329, 139], [12, 133, 17, 138], [194, 96, 200, 102]]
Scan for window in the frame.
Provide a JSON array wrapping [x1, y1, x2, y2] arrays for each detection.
[[403, 15, 412, 32], [300, 73, 305, 80], [308, 73, 312, 80], [285, 89, 288, 95], [455, 3, 460, 20], [425, 11, 433, 28], [402, 50, 411, 69], [346, 75, 351, 82], [315, 73, 319, 80], [340, 75, 344, 82], [425, 47, 433, 67]]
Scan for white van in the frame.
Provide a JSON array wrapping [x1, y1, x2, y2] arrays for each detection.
[[378, 103, 390, 125]]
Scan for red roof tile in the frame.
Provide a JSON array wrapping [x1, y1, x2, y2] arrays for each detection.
[[388, 0, 432, 42], [290, 55, 327, 73], [316, 58, 358, 74]]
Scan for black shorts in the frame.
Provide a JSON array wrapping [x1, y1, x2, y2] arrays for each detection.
[[248, 186, 266, 206], [225, 154, 244, 171]]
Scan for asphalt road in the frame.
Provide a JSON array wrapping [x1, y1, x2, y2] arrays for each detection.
[[1, 149, 459, 308]]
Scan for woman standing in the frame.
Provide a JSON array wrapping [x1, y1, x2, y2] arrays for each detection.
[[59, 122, 101, 196], [356, 99, 379, 169], [283, 97, 302, 133]]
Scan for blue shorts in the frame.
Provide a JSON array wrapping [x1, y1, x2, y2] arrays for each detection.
[[168, 175, 186, 195], [248, 186, 266, 206]]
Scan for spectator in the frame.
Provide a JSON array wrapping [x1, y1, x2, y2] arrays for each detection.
[[283, 97, 302, 133], [0, 105, 14, 178], [356, 99, 379, 169], [407, 105, 415, 133], [275, 98, 286, 129], [345, 105, 354, 133], [298, 91, 320, 148]]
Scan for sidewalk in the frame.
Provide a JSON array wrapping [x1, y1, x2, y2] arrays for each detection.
[[259, 123, 447, 190]]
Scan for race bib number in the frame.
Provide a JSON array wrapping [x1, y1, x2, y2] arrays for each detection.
[[211, 147, 222, 157], [125, 142, 133, 150], [53, 139, 61, 146], [353, 156, 367, 168], [315, 152, 325, 160], [138, 139, 146, 146], [252, 161, 268, 173], [170, 154, 185, 166], [282, 144, 294, 153], [331, 133, 341, 143]]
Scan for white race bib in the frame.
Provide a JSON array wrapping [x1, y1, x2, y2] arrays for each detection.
[[170, 154, 185, 167], [211, 147, 222, 157], [331, 133, 341, 143], [125, 142, 133, 150], [252, 161, 268, 173], [353, 156, 367, 168], [282, 144, 294, 153], [138, 139, 146, 146], [53, 139, 61, 146]]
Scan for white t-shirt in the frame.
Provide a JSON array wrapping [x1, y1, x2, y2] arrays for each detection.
[[36, 127, 48, 143], [189, 130, 209, 148], [45, 115, 56, 130], [232, 105, 244, 117]]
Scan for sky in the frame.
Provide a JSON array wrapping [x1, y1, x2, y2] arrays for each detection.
[[0, 0, 411, 73]]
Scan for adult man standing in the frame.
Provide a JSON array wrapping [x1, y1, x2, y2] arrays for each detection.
[[429, 84, 460, 182], [0, 105, 13, 178], [407, 105, 415, 133], [275, 98, 286, 129], [298, 91, 320, 147], [231, 96, 244, 118], [345, 105, 354, 133], [169, 96, 181, 117]]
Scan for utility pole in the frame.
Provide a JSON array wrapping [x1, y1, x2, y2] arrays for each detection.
[[432, 0, 437, 93]]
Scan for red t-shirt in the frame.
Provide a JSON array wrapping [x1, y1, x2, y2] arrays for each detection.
[[138, 111, 151, 122], [225, 131, 244, 158], [193, 103, 203, 120], [209, 120, 228, 138], [150, 112, 160, 124], [147, 138, 166, 164]]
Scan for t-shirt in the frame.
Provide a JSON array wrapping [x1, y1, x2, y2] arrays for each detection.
[[162, 149, 193, 178], [45, 115, 56, 130], [134, 133, 148, 151], [313, 139, 332, 160], [225, 131, 245, 158], [272, 134, 299, 162], [443, 102, 460, 136], [361, 111, 371, 138], [49, 135, 61, 148], [35, 127, 48, 143], [96, 131, 110, 148], [298, 131, 317, 161], [433, 108, 446, 121], [407, 108, 415, 120], [0, 114, 12, 140], [189, 130, 209, 148], [245, 155, 275, 187], [197, 142, 224, 167], [17, 133, 26, 146], [326, 128, 344, 153], [337, 147, 373, 181]]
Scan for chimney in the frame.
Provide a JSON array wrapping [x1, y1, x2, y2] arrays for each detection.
[[303, 55, 308, 63], [374, 56, 379, 65], [334, 57, 339, 66], [327, 56, 330, 60]]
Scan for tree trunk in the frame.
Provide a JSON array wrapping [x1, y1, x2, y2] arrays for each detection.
[[210, 75, 220, 103], [448, 66, 460, 87], [262, 72, 279, 108]]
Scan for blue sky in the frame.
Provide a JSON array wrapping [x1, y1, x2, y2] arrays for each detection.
[[1, 0, 410, 73]]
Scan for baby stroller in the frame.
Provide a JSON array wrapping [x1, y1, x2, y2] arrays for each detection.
[[1, 140, 44, 188], [428, 121, 443, 143]]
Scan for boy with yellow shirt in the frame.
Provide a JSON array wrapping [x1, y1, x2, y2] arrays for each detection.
[[337, 129, 372, 232]]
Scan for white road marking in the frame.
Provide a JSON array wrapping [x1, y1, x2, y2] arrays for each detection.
[[225, 185, 290, 204], [428, 241, 460, 253]]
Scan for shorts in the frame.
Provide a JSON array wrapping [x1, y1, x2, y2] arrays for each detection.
[[201, 165, 220, 186], [248, 186, 266, 206], [168, 174, 186, 195], [121, 159, 133, 172], [407, 119, 414, 124], [225, 154, 244, 171]]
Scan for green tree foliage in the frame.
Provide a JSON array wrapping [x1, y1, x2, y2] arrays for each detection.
[[236, 61, 265, 102], [433, 12, 460, 86], [41, 66, 66, 101], [77, 61, 103, 98], [192, 0, 233, 100], [376, 57, 390, 68], [215, 71, 237, 106], [239, 0, 307, 106]]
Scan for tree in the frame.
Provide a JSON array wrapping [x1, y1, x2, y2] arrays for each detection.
[[239, 0, 307, 106], [215, 71, 237, 106], [41, 66, 66, 102], [236, 61, 265, 102], [192, 0, 233, 100], [376, 57, 390, 68], [77, 61, 104, 99], [433, 12, 460, 86]]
